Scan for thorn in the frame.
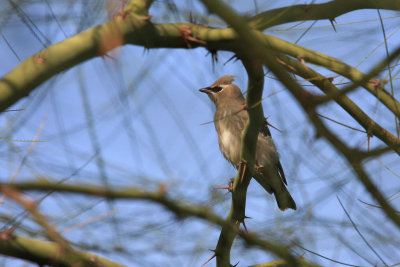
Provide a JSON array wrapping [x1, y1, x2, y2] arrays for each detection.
[[179, 25, 206, 48], [142, 47, 150, 55], [138, 15, 153, 22], [240, 162, 247, 183], [232, 261, 240, 267], [214, 186, 230, 189], [206, 49, 218, 72], [300, 57, 306, 66], [0, 227, 16, 241], [369, 79, 382, 89], [102, 53, 118, 61], [34, 53, 46, 64], [276, 57, 296, 72], [330, 18, 337, 32], [367, 132, 373, 151], [188, 12, 195, 24], [157, 183, 168, 195], [224, 54, 240, 65], [214, 186, 231, 194], [242, 220, 248, 233], [202, 253, 216, 266], [244, 215, 252, 219], [214, 179, 234, 193], [113, 11, 130, 20], [265, 119, 281, 132]]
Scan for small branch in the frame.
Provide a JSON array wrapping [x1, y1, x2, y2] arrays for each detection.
[[0, 186, 69, 248], [0, 234, 126, 267], [337, 196, 387, 266]]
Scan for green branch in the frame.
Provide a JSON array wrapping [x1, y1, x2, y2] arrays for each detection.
[[2, 8, 400, 118], [251, 33, 400, 119], [249, 0, 400, 30], [277, 54, 400, 155], [0, 235, 126, 267]]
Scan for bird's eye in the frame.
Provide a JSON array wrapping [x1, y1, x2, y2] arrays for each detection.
[[208, 86, 223, 92]]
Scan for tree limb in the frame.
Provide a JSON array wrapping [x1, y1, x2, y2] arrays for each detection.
[[0, 234, 126, 267], [249, 0, 400, 30]]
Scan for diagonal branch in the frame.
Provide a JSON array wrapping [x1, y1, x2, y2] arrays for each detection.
[[276, 54, 400, 155], [249, 0, 400, 30], [0, 234, 126, 267], [252, 33, 400, 119]]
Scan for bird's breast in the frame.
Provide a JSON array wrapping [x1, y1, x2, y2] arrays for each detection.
[[218, 126, 241, 166]]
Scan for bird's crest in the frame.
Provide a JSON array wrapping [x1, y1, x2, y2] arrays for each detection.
[[211, 75, 235, 87]]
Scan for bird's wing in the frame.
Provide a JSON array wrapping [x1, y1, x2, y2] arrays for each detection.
[[260, 118, 287, 185]]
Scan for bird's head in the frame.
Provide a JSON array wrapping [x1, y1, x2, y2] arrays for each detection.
[[199, 75, 245, 106]]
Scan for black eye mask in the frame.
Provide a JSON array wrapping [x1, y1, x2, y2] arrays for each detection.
[[207, 86, 222, 92]]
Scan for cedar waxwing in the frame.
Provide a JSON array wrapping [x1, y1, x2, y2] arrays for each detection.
[[200, 75, 296, 210]]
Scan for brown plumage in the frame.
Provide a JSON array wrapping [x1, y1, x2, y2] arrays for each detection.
[[200, 75, 296, 210]]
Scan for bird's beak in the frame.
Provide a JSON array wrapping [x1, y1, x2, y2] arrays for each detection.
[[199, 87, 211, 93]]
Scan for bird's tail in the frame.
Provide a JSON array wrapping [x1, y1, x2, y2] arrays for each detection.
[[255, 169, 297, 211], [274, 188, 296, 211]]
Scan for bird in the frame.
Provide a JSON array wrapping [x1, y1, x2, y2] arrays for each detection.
[[199, 75, 296, 210]]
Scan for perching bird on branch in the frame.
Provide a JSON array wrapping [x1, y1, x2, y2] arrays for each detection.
[[199, 75, 296, 210]]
